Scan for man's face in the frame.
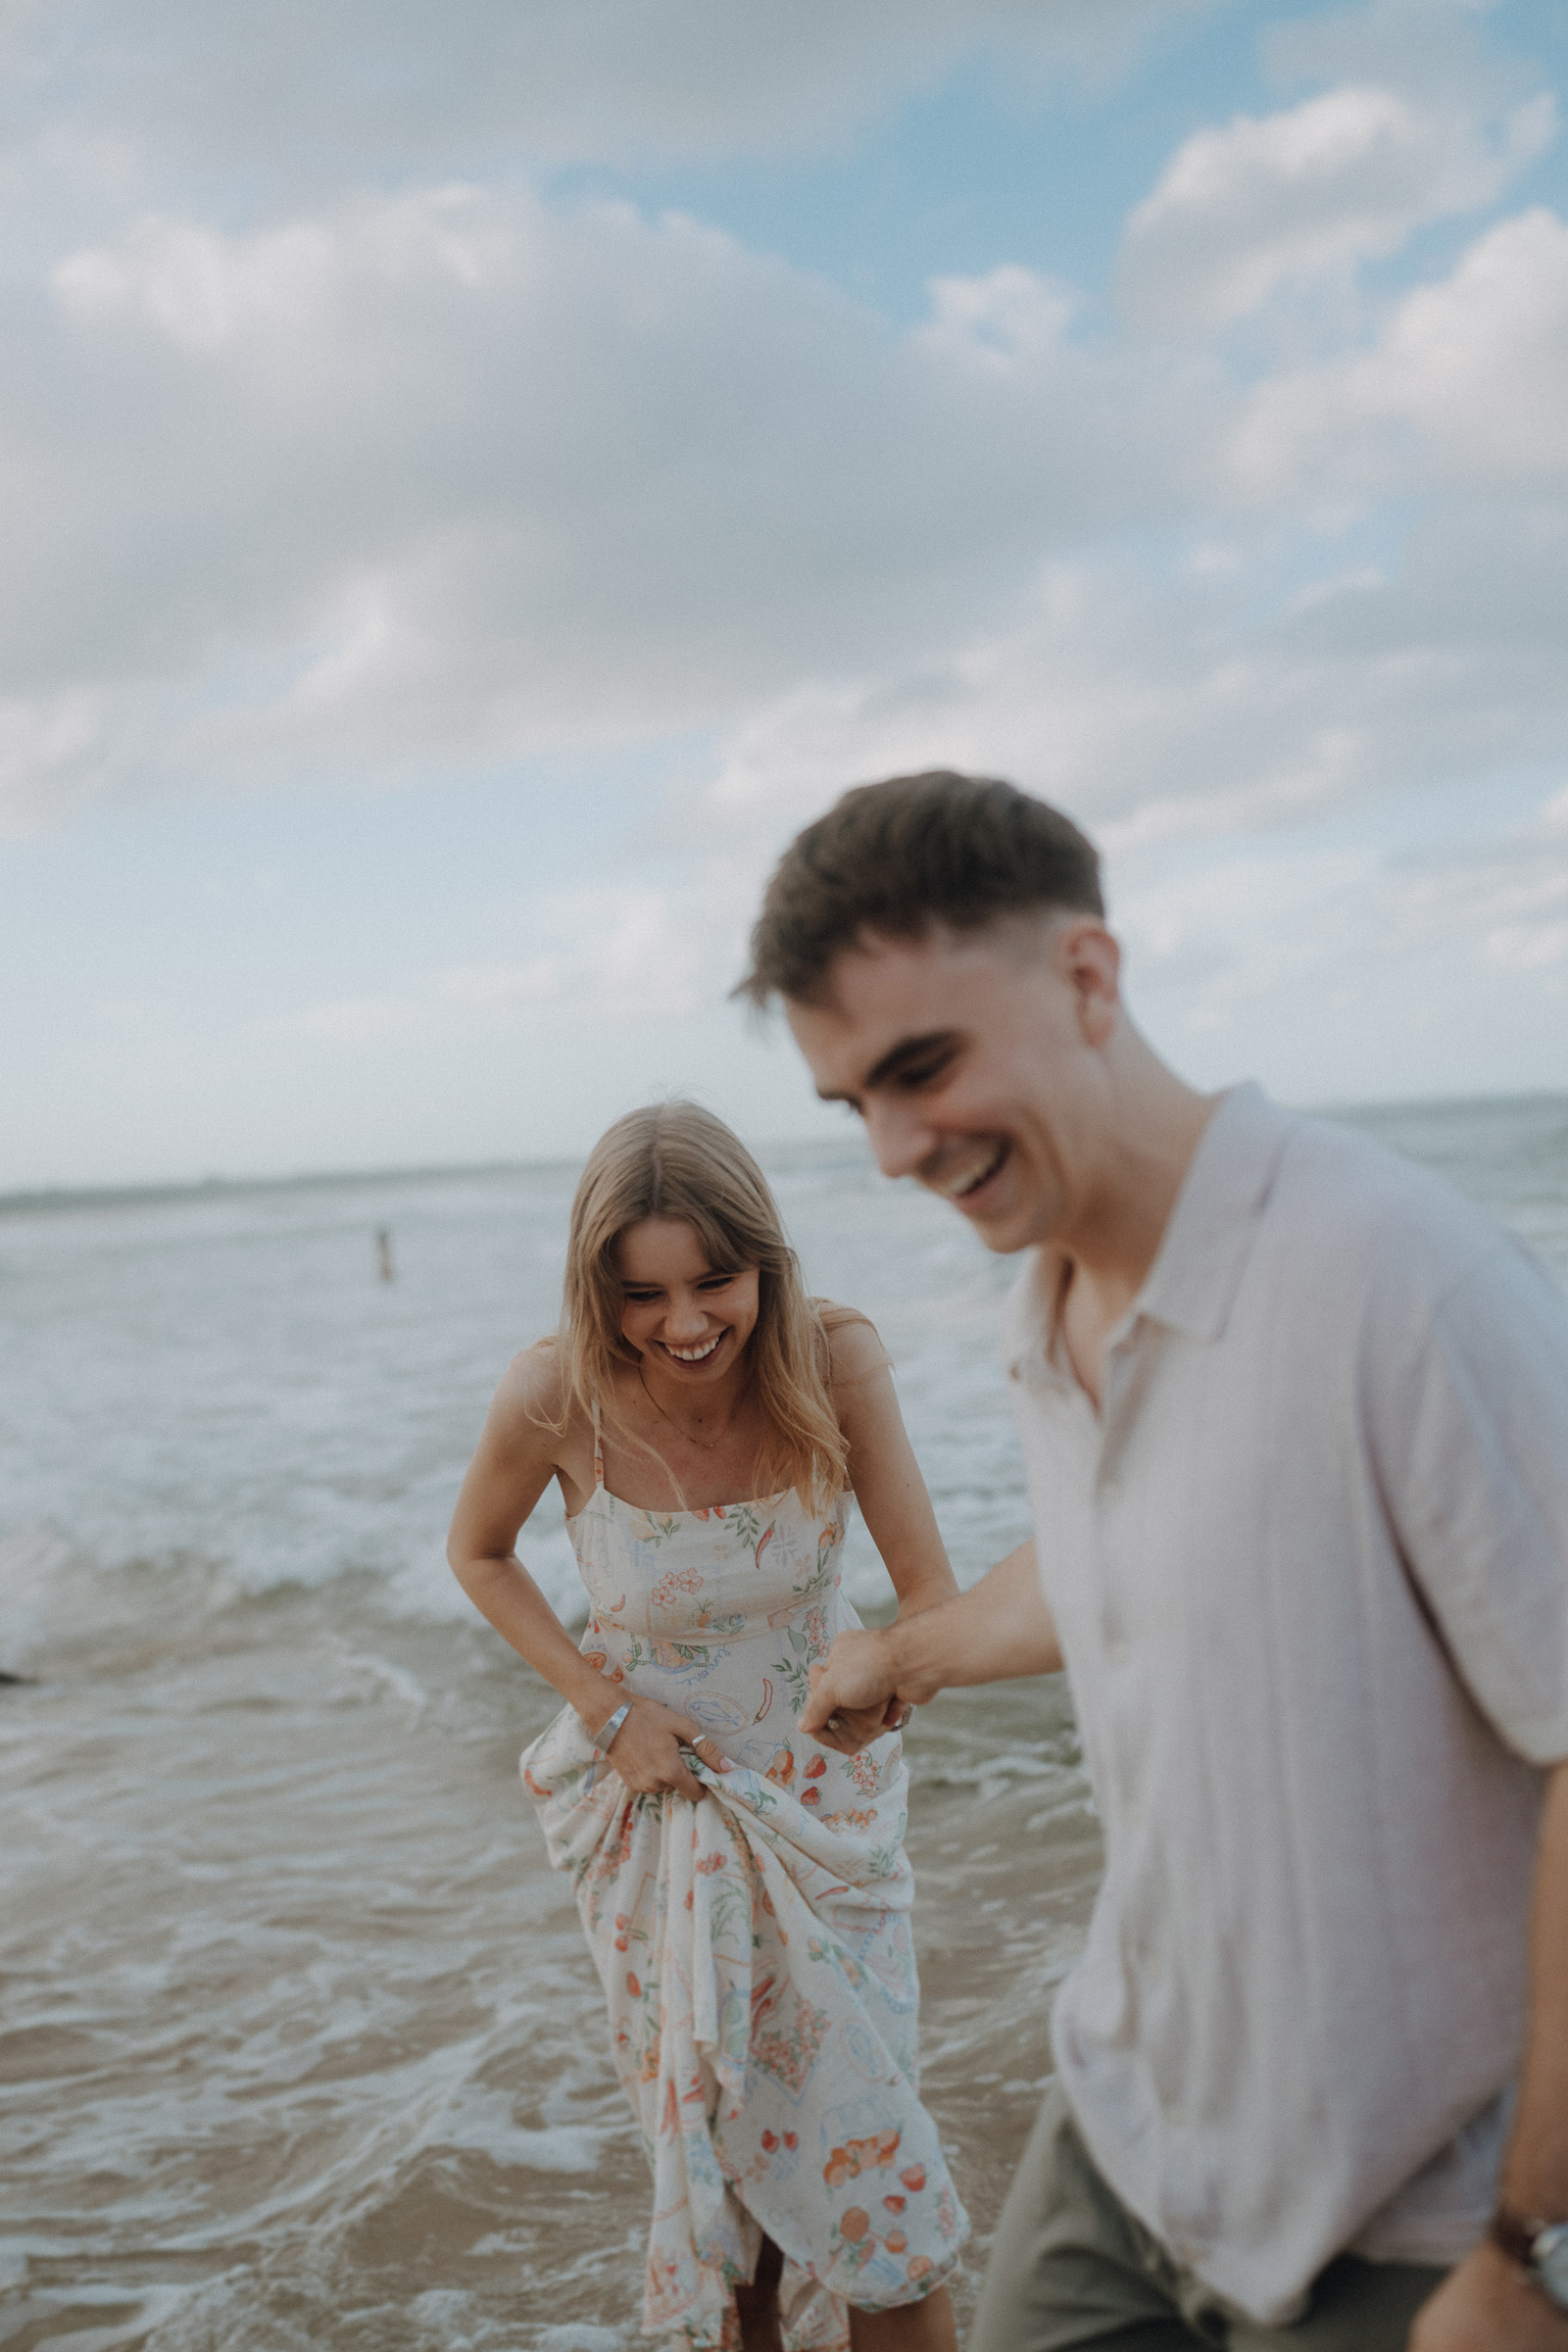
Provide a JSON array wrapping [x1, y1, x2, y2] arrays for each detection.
[[784, 915, 1121, 1255]]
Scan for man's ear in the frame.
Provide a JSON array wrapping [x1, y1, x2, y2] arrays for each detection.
[[1056, 918, 1121, 1046]]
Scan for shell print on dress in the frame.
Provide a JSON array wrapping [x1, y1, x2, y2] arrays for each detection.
[[520, 1462, 969, 2352]]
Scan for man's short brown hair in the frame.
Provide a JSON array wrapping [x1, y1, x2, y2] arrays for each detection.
[[738, 769, 1104, 1006]]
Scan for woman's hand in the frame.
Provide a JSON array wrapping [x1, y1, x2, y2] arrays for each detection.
[[585, 1693, 731, 1803]]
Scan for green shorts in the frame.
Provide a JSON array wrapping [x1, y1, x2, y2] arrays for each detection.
[[972, 2084, 1449, 2351]]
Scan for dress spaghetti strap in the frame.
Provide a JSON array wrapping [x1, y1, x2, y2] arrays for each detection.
[[589, 1395, 605, 1492]]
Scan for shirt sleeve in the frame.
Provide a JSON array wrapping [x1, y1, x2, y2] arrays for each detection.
[[1370, 1234, 1568, 1766]]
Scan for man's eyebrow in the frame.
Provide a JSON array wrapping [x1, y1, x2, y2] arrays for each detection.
[[821, 1030, 962, 1102]]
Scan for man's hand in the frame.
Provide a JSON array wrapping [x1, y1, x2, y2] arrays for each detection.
[[801, 1649, 912, 1753], [798, 1540, 1063, 1750], [1410, 2242, 1568, 2351]]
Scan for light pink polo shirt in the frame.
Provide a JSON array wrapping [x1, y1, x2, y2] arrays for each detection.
[[1003, 1083, 1568, 2324]]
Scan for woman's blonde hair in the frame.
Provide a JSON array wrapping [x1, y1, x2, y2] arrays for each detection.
[[557, 1102, 853, 1506]]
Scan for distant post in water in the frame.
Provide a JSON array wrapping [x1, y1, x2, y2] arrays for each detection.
[[376, 1227, 395, 1283]]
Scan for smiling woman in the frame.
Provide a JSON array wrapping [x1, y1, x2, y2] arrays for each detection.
[[446, 1101, 969, 2352]]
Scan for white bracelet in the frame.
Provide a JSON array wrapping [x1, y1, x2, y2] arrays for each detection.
[[593, 1701, 631, 1755]]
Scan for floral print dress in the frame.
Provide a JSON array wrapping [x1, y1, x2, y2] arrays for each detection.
[[520, 1420, 968, 2350]]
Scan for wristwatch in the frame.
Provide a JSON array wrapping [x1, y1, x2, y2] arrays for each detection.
[[1490, 2208, 1568, 2313]]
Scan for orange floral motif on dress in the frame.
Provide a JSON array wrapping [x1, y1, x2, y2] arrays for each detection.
[[651, 1566, 704, 1607], [822, 2128, 901, 2188]]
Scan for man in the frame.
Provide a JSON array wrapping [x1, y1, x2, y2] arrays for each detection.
[[738, 770, 1568, 2352]]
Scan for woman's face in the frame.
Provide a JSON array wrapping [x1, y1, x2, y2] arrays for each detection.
[[613, 1217, 760, 1385]]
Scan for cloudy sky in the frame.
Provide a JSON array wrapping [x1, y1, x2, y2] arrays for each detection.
[[3, 0, 1566, 1187]]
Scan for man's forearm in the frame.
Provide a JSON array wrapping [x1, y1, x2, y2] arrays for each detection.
[[799, 1540, 1062, 1743], [887, 1540, 1062, 1703], [1411, 1757, 1568, 2349], [1501, 1756, 1568, 2222]]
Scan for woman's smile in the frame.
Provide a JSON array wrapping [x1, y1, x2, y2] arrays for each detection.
[[657, 1332, 725, 1365]]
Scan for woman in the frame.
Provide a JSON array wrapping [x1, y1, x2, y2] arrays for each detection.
[[448, 1102, 968, 2352]]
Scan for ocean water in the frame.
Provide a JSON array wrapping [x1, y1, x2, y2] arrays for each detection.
[[3, 1097, 1566, 2352]]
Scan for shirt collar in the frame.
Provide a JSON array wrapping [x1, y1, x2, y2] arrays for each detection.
[[1002, 1082, 1297, 1378], [1128, 1082, 1296, 1344]]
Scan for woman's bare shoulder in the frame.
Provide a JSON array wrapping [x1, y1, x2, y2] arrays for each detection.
[[812, 1298, 894, 1387], [493, 1338, 573, 1436]]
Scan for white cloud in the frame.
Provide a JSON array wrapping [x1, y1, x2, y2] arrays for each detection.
[[703, 491, 1568, 860], [1263, 0, 1519, 109], [1107, 789, 1568, 1106], [1, 185, 1208, 828], [0, 692, 101, 810], [1, 71, 1562, 998], [433, 886, 706, 1023], [1115, 845, 1378, 1029], [5, 0, 1222, 192], [2, 7, 1557, 860], [1236, 205, 1568, 488], [269, 882, 710, 1052], [1388, 829, 1568, 976], [1120, 80, 1553, 328]]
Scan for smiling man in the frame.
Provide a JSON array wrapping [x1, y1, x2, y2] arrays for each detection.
[[739, 772, 1568, 2352]]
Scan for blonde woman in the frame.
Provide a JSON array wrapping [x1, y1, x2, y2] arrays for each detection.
[[449, 1103, 968, 2352]]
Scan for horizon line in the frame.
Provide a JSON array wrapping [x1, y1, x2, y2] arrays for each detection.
[[3, 1083, 1566, 1220]]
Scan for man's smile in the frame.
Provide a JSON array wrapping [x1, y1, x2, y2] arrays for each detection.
[[927, 1139, 1009, 1204]]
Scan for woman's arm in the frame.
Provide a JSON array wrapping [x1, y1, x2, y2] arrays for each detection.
[[828, 1315, 960, 1620], [447, 1348, 727, 1803], [809, 1315, 963, 1747]]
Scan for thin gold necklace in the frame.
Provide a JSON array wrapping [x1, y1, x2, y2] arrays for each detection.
[[637, 1359, 742, 1451]]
